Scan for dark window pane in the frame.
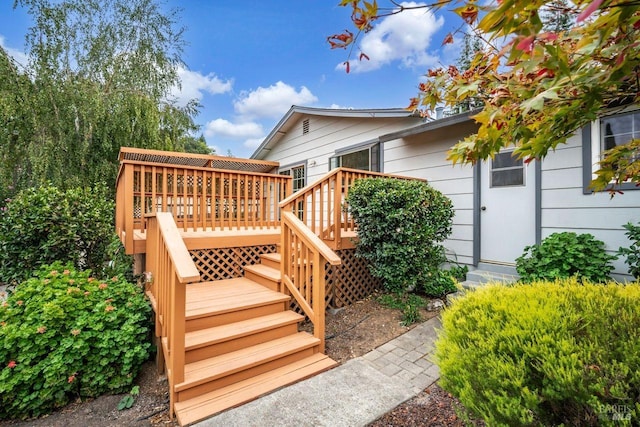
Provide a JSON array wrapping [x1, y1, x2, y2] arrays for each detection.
[[341, 149, 369, 170], [370, 144, 380, 172], [601, 111, 639, 150], [491, 169, 524, 187], [492, 151, 522, 169]]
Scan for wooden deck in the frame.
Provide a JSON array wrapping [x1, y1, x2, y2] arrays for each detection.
[[127, 226, 356, 253], [115, 150, 422, 425], [161, 269, 337, 426], [127, 226, 281, 253]]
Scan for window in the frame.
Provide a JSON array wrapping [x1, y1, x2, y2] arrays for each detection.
[[279, 164, 306, 192], [490, 151, 524, 187], [329, 143, 380, 172], [587, 107, 640, 192], [600, 110, 640, 151]]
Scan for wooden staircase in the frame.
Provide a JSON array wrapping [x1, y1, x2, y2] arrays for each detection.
[[171, 253, 337, 426]]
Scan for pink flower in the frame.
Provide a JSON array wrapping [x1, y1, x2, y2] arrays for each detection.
[[63, 270, 70, 275], [105, 305, 115, 312], [71, 329, 81, 336], [16, 300, 23, 306], [50, 270, 58, 277], [110, 276, 118, 282], [68, 279, 75, 285], [37, 326, 46, 334], [99, 283, 108, 290], [84, 291, 90, 296], [7, 360, 16, 369], [68, 373, 76, 383], [87, 277, 95, 282], [43, 279, 50, 284]]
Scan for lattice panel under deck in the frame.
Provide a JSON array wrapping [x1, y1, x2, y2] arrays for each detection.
[[326, 249, 381, 308], [190, 245, 277, 282]]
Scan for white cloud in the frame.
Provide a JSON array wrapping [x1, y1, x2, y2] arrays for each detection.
[[171, 67, 233, 107], [0, 35, 28, 69], [204, 118, 263, 140], [343, 2, 444, 73], [234, 81, 318, 119], [243, 137, 265, 149], [328, 103, 350, 109]]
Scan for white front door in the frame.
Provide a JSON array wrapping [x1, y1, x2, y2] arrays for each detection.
[[480, 151, 536, 265]]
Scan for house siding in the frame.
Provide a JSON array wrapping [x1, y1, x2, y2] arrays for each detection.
[[540, 131, 640, 281], [383, 123, 478, 266], [261, 115, 421, 182]]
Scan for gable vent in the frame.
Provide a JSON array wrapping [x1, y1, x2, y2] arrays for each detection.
[[302, 118, 310, 135]]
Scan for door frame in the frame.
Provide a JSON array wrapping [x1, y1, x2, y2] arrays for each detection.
[[473, 160, 542, 266]]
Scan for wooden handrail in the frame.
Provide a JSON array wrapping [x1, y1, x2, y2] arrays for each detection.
[[115, 157, 292, 254], [145, 212, 200, 419], [280, 211, 340, 353], [279, 167, 420, 250]]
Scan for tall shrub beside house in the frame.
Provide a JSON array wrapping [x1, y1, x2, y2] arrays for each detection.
[[346, 178, 455, 296]]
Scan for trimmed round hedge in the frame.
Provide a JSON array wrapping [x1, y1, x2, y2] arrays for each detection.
[[436, 279, 640, 426]]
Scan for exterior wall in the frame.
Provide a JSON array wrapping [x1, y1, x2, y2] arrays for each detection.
[[384, 122, 478, 266], [540, 130, 640, 281], [261, 115, 421, 182]]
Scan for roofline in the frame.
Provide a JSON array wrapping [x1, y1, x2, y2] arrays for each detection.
[[251, 105, 418, 159], [378, 109, 479, 142]]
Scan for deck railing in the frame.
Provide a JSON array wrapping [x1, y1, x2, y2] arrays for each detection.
[[116, 158, 292, 254], [145, 212, 200, 419], [279, 167, 419, 250], [280, 211, 340, 352]]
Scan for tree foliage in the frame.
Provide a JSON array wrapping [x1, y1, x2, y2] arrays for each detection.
[[331, 0, 640, 194], [0, 0, 203, 198]]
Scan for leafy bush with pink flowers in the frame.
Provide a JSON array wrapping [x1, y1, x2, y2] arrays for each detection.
[[0, 262, 150, 419]]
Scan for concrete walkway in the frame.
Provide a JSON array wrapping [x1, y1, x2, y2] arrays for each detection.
[[197, 316, 441, 427]]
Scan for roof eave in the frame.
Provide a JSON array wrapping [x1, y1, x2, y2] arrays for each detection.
[[379, 110, 479, 143], [251, 105, 419, 160]]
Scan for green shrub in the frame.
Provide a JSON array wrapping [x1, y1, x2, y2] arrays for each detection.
[[0, 184, 117, 285], [0, 262, 151, 419], [346, 178, 455, 294], [619, 221, 640, 279], [378, 293, 426, 326], [435, 279, 640, 426], [515, 232, 616, 283]]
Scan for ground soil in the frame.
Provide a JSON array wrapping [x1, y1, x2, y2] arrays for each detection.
[[1, 291, 481, 427]]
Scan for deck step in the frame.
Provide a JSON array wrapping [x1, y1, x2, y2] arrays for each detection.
[[174, 353, 337, 426], [176, 332, 321, 400], [259, 252, 281, 269], [184, 311, 304, 363], [185, 278, 290, 331], [243, 264, 281, 291]]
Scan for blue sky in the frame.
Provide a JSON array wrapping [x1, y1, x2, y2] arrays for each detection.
[[0, 1, 461, 158]]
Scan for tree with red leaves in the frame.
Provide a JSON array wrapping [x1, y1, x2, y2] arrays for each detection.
[[330, 0, 640, 194]]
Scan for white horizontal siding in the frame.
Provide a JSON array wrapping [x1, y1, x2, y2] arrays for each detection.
[[540, 129, 640, 279], [263, 115, 421, 184], [383, 126, 476, 265]]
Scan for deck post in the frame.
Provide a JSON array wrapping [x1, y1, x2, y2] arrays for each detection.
[[123, 163, 135, 254]]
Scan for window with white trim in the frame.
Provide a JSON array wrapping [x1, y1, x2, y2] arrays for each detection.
[[329, 143, 380, 172], [279, 164, 306, 192], [590, 107, 640, 180]]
